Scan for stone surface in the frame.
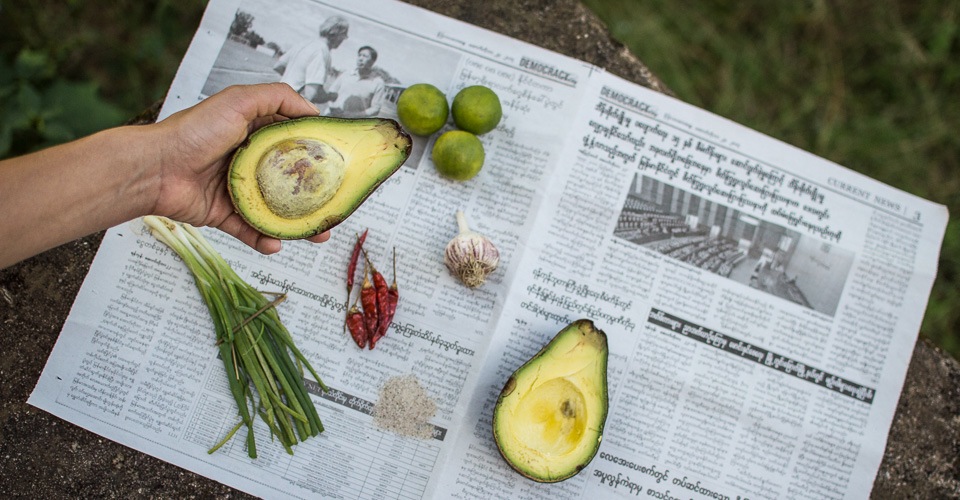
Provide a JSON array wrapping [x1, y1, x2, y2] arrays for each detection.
[[1, 0, 957, 498]]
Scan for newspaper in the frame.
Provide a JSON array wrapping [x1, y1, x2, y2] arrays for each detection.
[[29, 0, 948, 498]]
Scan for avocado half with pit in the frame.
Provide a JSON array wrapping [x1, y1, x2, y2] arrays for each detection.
[[228, 116, 412, 239], [493, 319, 609, 483]]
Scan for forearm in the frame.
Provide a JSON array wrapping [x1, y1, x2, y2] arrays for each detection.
[[0, 125, 161, 268]]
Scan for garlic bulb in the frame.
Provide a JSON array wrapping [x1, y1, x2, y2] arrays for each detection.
[[444, 210, 500, 288]]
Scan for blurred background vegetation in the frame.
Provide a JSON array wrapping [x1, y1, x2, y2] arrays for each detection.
[[1, 0, 957, 358]]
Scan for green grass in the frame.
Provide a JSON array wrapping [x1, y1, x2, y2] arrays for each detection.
[[583, 0, 960, 359], [1, 0, 957, 358]]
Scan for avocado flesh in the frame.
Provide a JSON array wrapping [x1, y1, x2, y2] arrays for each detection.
[[228, 116, 412, 239], [493, 319, 609, 483]]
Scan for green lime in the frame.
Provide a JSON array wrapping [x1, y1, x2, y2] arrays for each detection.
[[451, 85, 502, 135], [431, 130, 485, 181], [396, 83, 449, 136]]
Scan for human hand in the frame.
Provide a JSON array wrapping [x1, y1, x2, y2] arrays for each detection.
[[151, 83, 328, 254]]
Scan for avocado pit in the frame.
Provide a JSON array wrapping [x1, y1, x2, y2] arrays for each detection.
[[227, 116, 412, 240], [255, 138, 345, 219]]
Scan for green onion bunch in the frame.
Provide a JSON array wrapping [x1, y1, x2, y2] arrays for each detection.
[[143, 216, 326, 458]]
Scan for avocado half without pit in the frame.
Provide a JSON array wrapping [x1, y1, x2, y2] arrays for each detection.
[[493, 319, 609, 483], [228, 116, 412, 239]]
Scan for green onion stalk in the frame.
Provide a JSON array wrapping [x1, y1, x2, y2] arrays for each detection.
[[143, 216, 327, 458]]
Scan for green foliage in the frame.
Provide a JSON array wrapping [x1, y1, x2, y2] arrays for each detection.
[[583, 0, 960, 359], [0, 49, 124, 157], [0, 0, 207, 158]]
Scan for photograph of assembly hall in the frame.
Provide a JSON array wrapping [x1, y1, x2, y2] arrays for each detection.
[[615, 174, 854, 316]]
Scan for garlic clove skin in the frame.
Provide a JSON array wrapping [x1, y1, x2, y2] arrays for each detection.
[[445, 210, 500, 288]]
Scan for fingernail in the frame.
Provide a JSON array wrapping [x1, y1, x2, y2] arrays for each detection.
[[302, 95, 320, 115]]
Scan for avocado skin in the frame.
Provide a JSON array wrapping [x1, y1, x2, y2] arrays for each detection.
[[228, 116, 412, 239], [492, 319, 609, 483]]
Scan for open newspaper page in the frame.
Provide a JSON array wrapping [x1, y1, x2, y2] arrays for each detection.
[[437, 72, 948, 499], [28, 0, 596, 498], [26, 0, 948, 499]]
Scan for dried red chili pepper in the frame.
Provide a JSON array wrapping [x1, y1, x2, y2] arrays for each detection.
[[360, 264, 379, 342], [347, 230, 368, 287], [387, 248, 399, 317], [374, 248, 400, 347], [386, 250, 400, 316], [363, 251, 390, 350], [345, 301, 367, 349], [345, 229, 368, 314], [371, 268, 389, 318]]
